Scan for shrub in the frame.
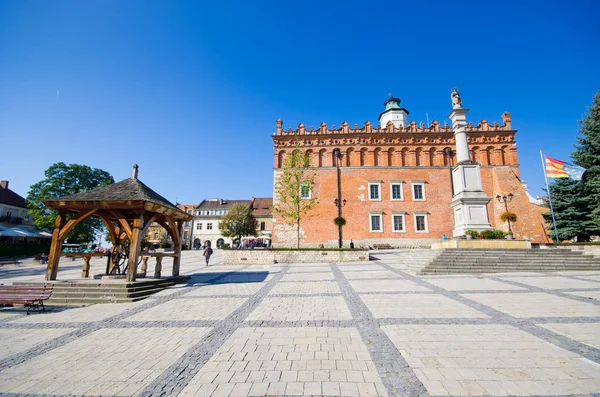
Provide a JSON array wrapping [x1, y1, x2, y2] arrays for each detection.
[[480, 229, 506, 239], [333, 217, 347, 227], [500, 212, 517, 222], [221, 243, 230, 249], [465, 230, 479, 238]]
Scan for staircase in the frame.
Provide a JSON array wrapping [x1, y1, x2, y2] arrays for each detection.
[[418, 249, 600, 275], [381, 249, 444, 273], [15, 277, 189, 305]]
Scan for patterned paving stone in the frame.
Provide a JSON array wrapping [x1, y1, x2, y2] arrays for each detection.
[[349, 279, 430, 293], [123, 297, 248, 321], [0, 328, 76, 360], [497, 276, 600, 290], [361, 294, 489, 319], [0, 327, 207, 395], [9, 302, 138, 324], [383, 324, 600, 396], [537, 323, 600, 349], [184, 282, 266, 296], [565, 290, 600, 301], [268, 280, 341, 295], [246, 296, 352, 321], [342, 270, 402, 280], [337, 265, 386, 272], [180, 327, 388, 397], [462, 292, 600, 318], [426, 277, 527, 291], [280, 272, 335, 282], [287, 265, 333, 273]]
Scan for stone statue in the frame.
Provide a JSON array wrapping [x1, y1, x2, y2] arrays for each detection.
[[451, 87, 462, 109]]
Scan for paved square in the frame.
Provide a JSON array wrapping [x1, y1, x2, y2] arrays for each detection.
[[0, 327, 208, 395], [462, 292, 600, 317], [0, 250, 599, 396], [180, 327, 388, 397], [383, 324, 600, 396], [246, 296, 352, 321], [123, 297, 248, 321], [0, 328, 76, 359], [361, 294, 489, 318], [426, 277, 527, 291], [497, 275, 600, 290]]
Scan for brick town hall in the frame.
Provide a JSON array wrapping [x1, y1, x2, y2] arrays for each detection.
[[272, 91, 548, 247]]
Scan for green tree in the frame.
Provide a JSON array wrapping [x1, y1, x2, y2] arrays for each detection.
[[572, 90, 600, 230], [273, 142, 318, 248], [27, 162, 114, 243], [542, 179, 600, 241], [219, 203, 257, 245]]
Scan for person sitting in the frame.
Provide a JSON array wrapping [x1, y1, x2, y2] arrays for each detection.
[[41, 253, 48, 264]]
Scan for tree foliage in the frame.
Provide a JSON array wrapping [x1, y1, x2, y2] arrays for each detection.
[[542, 179, 600, 242], [572, 90, 600, 230], [218, 203, 257, 244], [27, 162, 114, 243], [273, 141, 318, 248]]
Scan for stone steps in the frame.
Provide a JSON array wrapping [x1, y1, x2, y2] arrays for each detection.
[[14, 277, 188, 305], [415, 248, 600, 275]]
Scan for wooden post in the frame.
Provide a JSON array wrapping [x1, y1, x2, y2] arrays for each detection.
[[154, 257, 162, 279], [46, 214, 66, 281], [126, 216, 144, 282], [82, 255, 91, 278], [140, 256, 149, 277], [173, 221, 184, 277]]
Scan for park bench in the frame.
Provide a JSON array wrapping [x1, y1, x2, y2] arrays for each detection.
[[0, 260, 22, 268], [0, 284, 52, 314]]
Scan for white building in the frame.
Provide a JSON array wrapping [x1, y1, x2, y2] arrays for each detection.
[[191, 198, 251, 249], [0, 180, 34, 227]]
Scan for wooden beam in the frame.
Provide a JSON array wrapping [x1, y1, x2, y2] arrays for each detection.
[[172, 220, 184, 277], [46, 214, 66, 281], [126, 216, 144, 282], [109, 210, 132, 239], [141, 213, 160, 236], [58, 209, 98, 242], [166, 215, 180, 247], [98, 215, 118, 245]]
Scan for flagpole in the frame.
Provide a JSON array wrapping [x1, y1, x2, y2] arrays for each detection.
[[540, 149, 560, 243]]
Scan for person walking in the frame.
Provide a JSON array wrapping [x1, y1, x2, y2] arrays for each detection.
[[203, 243, 213, 266]]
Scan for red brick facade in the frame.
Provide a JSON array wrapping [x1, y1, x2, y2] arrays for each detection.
[[272, 112, 549, 247]]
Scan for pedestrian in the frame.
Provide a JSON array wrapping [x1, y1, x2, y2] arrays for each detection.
[[203, 243, 213, 266], [349, 240, 354, 249]]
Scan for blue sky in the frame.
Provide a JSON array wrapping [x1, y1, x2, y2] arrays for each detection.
[[1, 1, 599, 203]]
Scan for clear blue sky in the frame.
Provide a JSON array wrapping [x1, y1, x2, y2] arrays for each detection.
[[1, 1, 599, 203]]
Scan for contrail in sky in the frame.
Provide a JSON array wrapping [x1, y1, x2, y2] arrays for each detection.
[[56, 89, 60, 102]]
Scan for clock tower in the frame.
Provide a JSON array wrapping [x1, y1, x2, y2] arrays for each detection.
[[378, 95, 409, 128]]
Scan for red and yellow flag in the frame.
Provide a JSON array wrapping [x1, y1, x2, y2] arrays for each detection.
[[545, 156, 586, 180]]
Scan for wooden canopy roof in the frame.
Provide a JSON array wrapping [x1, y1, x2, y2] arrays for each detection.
[[44, 168, 192, 222]]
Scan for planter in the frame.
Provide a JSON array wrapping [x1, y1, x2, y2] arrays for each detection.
[[466, 234, 473, 240], [506, 234, 514, 240]]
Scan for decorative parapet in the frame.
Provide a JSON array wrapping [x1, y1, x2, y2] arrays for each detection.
[[274, 113, 513, 137]]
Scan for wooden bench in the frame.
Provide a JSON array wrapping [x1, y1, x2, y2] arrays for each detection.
[[0, 284, 53, 314], [0, 260, 22, 268]]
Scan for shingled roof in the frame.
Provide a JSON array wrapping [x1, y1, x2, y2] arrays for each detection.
[[44, 166, 191, 221], [0, 182, 27, 209]]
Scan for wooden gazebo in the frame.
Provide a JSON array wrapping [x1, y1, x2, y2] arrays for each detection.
[[43, 165, 193, 282]]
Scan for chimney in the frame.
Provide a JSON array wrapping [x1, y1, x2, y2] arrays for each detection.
[[0, 181, 8, 189], [501, 112, 511, 129], [131, 164, 139, 179], [219, 198, 223, 205]]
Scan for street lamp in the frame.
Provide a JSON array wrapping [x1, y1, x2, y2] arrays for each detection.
[[496, 193, 514, 234], [333, 149, 346, 248]]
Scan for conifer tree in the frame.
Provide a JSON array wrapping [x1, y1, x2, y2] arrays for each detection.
[[572, 91, 600, 230]]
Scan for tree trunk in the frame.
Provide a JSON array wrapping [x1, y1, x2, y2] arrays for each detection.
[[296, 218, 300, 249]]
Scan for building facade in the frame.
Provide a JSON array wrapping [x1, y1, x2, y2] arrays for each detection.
[[249, 197, 273, 247], [272, 96, 548, 247], [177, 204, 197, 249], [0, 180, 34, 227], [191, 199, 251, 248]]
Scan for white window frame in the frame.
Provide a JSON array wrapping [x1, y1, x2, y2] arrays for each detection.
[[390, 180, 404, 201], [300, 182, 312, 199], [207, 223, 213, 230], [196, 223, 202, 230], [391, 212, 406, 233], [411, 181, 426, 201], [414, 212, 429, 233], [260, 221, 266, 231], [369, 211, 383, 232], [368, 180, 382, 201]]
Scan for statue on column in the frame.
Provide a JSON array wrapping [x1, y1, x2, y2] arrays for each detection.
[[451, 87, 462, 109]]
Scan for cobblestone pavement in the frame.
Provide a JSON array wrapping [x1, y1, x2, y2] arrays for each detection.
[[1, 250, 600, 396]]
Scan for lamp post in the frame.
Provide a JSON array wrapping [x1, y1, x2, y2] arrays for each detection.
[[496, 193, 514, 234], [444, 147, 454, 197], [333, 149, 346, 248]]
